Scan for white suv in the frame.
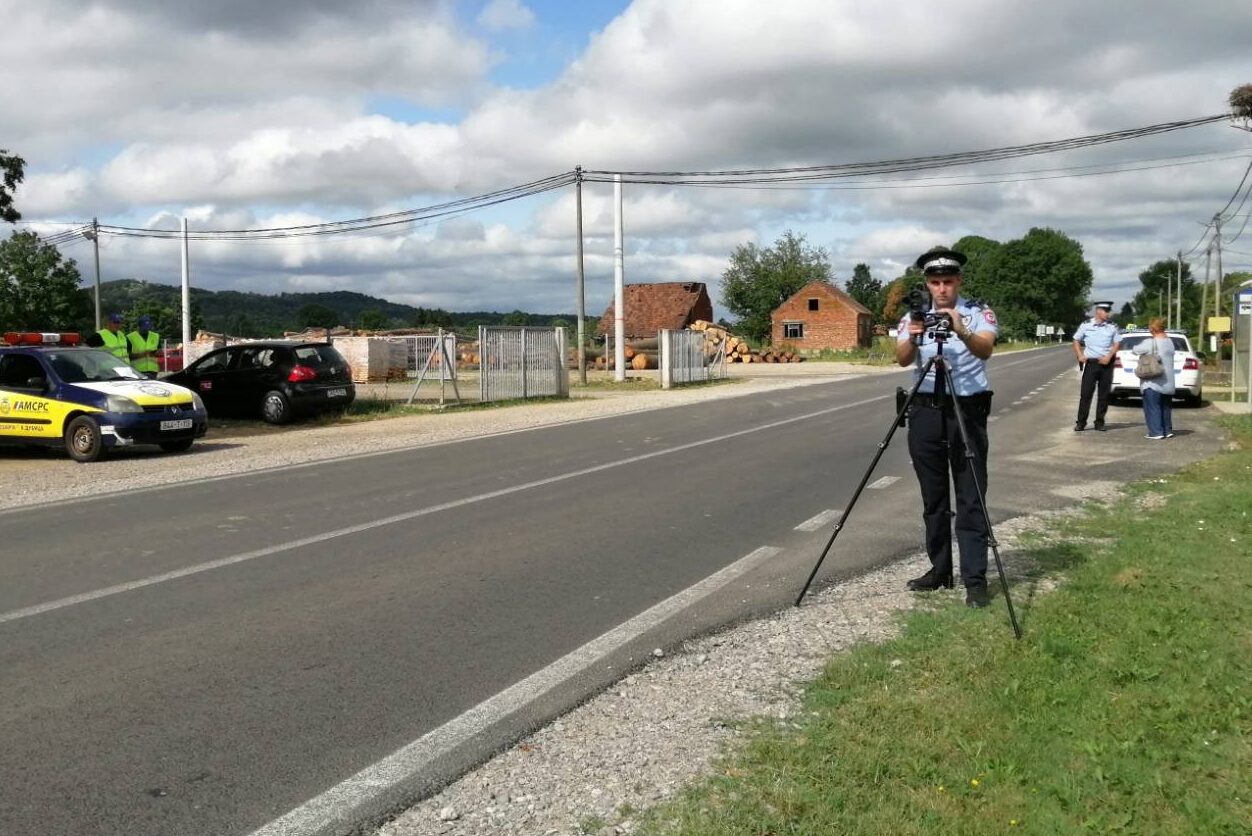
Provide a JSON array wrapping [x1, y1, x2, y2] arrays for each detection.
[[1110, 329, 1203, 406]]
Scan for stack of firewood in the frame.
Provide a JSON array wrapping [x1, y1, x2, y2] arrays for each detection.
[[689, 320, 805, 363]]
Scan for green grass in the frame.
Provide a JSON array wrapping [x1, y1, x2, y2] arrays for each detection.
[[638, 415, 1252, 836]]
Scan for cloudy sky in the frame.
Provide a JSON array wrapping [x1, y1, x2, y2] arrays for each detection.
[[7, 0, 1252, 319]]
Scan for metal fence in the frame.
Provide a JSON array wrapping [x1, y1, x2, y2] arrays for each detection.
[[405, 331, 461, 404], [658, 328, 725, 388], [478, 326, 569, 402]]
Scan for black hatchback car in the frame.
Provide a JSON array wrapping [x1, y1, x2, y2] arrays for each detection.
[[166, 341, 355, 424]]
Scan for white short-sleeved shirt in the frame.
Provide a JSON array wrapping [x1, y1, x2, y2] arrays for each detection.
[[896, 297, 998, 396], [1073, 318, 1121, 360]]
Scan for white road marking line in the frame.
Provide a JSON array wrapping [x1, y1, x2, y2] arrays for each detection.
[[0, 396, 888, 626], [795, 509, 842, 532], [867, 476, 899, 489], [246, 545, 784, 836]]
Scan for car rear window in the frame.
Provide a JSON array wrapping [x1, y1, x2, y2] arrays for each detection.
[[1120, 335, 1188, 352], [292, 345, 345, 368]]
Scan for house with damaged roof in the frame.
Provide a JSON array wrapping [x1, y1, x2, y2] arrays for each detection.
[[597, 282, 714, 339]]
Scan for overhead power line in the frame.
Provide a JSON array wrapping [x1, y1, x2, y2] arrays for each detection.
[[583, 114, 1228, 184], [97, 172, 577, 241]]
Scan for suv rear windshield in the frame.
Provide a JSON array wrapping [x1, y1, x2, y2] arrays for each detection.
[[292, 345, 345, 368], [1120, 335, 1188, 353]]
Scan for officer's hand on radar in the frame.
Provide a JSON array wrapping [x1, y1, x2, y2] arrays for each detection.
[[907, 317, 926, 337]]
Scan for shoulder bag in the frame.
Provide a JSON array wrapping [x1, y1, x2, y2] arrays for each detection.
[[1135, 339, 1164, 379]]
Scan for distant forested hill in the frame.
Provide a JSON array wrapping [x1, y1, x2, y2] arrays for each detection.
[[97, 279, 575, 337]]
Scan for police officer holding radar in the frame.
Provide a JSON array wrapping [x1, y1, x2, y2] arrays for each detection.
[[1072, 301, 1121, 431], [895, 246, 998, 608]]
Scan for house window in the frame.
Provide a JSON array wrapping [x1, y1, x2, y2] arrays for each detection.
[[808, 298, 819, 311], [783, 322, 804, 339]]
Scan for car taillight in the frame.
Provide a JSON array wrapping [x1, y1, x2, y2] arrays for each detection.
[[1183, 358, 1198, 370], [1113, 355, 1122, 368], [343, 363, 352, 379], [288, 365, 317, 383]]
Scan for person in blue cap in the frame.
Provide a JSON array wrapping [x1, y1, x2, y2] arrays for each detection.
[[1072, 301, 1121, 431], [127, 314, 161, 378], [86, 313, 131, 361], [895, 245, 999, 608]]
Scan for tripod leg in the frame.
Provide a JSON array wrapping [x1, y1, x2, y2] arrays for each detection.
[[794, 358, 936, 607], [938, 361, 1023, 639]]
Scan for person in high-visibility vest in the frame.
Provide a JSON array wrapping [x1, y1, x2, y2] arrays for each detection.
[[87, 313, 131, 361], [127, 315, 161, 378]]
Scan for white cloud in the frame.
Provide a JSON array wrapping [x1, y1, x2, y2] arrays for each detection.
[[7, 0, 1252, 314], [477, 0, 535, 31]]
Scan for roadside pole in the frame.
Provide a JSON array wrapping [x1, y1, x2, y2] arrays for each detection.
[[181, 218, 191, 353], [613, 174, 625, 383], [575, 166, 587, 385]]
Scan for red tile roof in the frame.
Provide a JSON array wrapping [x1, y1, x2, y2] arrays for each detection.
[[598, 282, 714, 338]]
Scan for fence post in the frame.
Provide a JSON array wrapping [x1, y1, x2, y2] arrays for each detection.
[[660, 329, 672, 389]]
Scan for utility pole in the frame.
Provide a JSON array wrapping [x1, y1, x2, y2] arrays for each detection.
[[82, 218, 102, 330], [613, 174, 625, 383], [180, 218, 191, 352], [1214, 213, 1223, 321], [1175, 250, 1183, 332], [574, 166, 587, 385], [1199, 245, 1210, 352]]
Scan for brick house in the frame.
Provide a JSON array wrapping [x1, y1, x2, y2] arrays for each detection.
[[770, 281, 873, 350], [597, 282, 714, 339]]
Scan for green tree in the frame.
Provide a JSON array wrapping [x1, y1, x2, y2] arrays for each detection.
[[968, 228, 1093, 339], [1131, 260, 1200, 333], [502, 309, 530, 326], [0, 231, 91, 330], [721, 230, 832, 342], [1, 149, 24, 224], [950, 235, 1003, 301], [124, 296, 204, 340], [297, 303, 339, 329], [359, 308, 390, 331], [844, 263, 883, 319]]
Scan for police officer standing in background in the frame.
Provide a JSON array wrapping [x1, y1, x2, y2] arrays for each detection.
[[127, 315, 161, 379], [895, 246, 999, 608], [1072, 301, 1121, 431], [86, 313, 131, 361]]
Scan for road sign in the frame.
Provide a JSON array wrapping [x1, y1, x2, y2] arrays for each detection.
[[1209, 316, 1232, 332]]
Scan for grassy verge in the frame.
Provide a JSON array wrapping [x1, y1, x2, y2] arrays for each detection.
[[638, 416, 1252, 835]]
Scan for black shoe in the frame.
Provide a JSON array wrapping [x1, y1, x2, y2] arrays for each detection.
[[1074, 423, 1085, 432], [907, 569, 954, 591], [1094, 422, 1106, 431], [965, 586, 990, 608]]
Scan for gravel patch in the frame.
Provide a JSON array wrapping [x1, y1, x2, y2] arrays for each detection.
[[375, 511, 1084, 836]]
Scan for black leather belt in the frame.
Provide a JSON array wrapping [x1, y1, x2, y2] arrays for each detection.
[[913, 391, 992, 409]]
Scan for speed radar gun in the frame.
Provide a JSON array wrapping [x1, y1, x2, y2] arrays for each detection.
[[794, 283, 1022, 639]]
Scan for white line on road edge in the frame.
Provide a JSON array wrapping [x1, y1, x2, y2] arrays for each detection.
[[0, 397, 886, 627], [867, 476, 900, 489], [794, 509, 842, 532], [247, 545, 783, 836]]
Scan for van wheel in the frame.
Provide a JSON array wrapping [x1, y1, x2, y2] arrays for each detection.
[[65, 415, 105, 463], [159, 439, 194, 453], [261, 390, 292, 424]]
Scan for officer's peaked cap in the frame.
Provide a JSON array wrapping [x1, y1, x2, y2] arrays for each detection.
[[915, 246, 967, 274], [1093, 300, 1114, 311]]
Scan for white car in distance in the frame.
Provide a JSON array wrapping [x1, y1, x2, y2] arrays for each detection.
[[1110, 329, 1203, 406]]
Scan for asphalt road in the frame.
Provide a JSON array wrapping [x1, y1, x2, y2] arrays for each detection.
[[0, 347, 1225, 836]]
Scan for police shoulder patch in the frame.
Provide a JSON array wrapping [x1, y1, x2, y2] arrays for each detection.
[[982, 307, 998, 325]]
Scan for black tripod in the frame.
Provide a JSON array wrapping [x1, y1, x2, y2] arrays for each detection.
[[794, 336, 1022, 639]]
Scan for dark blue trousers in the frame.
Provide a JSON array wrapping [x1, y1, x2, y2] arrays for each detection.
[[907, 394, 992, 588]]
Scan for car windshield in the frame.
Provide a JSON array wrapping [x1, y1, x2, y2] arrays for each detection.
[[1120, 335, 1188, 353], [46, 349, 145, 383]]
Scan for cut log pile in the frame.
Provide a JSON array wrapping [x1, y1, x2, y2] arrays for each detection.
[[688, 320, 804, 364]]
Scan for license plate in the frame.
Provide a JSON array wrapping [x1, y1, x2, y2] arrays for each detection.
[[160, 418, 193, 431], [327, 388, 348, 398]]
